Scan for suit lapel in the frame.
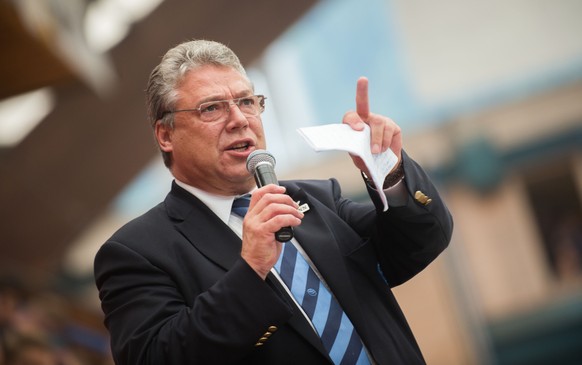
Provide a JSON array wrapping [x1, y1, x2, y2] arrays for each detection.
[[168, 183, 331, 358], [166, 182, 367, 359], [166, 182, 241, 271]]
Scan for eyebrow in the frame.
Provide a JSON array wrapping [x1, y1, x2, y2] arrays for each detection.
[[194, 90, 254, 106]]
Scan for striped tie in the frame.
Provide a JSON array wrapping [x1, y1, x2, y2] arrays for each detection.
[[232, 196, 370, 365], [231, 194, 252, 217]]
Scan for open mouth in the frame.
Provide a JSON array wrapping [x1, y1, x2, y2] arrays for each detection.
[[227, 142, 251, 152]]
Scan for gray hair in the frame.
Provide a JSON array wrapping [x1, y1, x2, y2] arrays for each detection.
[[145, 40, 248, 167]]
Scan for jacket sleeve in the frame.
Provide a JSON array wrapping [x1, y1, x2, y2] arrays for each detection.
[[373, 150, 453, 286], [338, 150, 453, 287], [94, 240, 293, 365]]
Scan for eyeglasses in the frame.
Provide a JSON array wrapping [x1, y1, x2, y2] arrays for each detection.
[[162, 95, 266, 123]]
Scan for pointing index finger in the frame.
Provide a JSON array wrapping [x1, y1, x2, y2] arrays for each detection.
[[356, 77, 369, 121]]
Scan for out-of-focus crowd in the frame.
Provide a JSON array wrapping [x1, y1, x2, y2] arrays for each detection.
[[0, 274, 112, 365]]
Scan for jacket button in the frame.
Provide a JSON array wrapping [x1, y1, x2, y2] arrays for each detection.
[[254, 335, 271, 347]]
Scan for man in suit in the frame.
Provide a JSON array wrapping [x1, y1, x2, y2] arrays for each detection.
[[94, 39, 453, 365]]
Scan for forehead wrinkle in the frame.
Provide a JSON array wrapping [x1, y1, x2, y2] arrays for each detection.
[[178, 71, 253, 107]]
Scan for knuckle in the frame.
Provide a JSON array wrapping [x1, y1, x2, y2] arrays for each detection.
[[368, 117, 384, 127]]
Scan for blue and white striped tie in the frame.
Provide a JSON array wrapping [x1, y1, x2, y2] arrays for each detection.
[[232, 196, 370, 365]]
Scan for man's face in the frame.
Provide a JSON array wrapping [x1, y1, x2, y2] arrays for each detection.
[[155, 65, 266, 195]]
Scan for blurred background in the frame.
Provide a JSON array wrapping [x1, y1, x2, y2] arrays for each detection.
[[1, 0, 581, 364]]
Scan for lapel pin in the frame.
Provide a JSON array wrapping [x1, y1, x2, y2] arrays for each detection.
[[414, 190, 432, 206], [296, 201, 310, 213]]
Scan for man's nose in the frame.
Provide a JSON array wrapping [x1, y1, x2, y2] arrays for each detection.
[[225, 101, 249, 128]]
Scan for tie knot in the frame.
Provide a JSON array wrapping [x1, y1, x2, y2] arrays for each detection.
[[232, 194, 251, 217]]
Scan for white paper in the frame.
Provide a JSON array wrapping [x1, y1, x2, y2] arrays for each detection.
[[297, 124, 398, 211]]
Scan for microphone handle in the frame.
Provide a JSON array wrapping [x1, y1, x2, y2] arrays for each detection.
[[253, 163, 294, 242], [253, 163, 279, 186], [275, 227, 294, 242]]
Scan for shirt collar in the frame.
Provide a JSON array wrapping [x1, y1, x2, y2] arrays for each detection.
[[174, 179, 253, 225]]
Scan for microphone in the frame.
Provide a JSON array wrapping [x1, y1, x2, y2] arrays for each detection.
[[246, 150, 294, 242]]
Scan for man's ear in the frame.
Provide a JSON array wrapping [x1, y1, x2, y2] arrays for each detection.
[[155, 121, 173, 153]]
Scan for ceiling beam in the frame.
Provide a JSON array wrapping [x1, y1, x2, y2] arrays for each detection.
[[0, 2, 76, 99]]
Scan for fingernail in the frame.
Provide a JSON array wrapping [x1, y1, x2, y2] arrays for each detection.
[[372, 144, 381, 154]]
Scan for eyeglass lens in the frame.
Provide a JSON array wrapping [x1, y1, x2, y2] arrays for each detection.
[[199, 95, 263, 122]]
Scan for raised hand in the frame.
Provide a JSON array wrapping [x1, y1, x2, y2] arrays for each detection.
[[342, 77, 402, 174]]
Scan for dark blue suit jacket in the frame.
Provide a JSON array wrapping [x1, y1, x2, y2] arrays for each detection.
[[94, 152, 453, 364]]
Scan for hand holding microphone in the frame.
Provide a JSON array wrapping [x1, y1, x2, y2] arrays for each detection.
[[246, 150, 295, 242]]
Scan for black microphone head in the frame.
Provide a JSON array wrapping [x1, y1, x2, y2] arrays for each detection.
[[246, 150, 276, 175]]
